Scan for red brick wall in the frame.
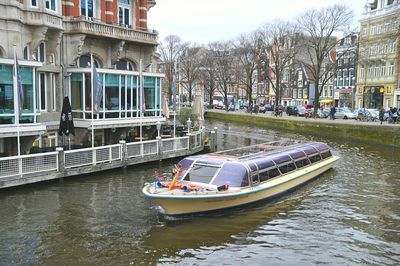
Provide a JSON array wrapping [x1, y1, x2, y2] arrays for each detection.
[[136, 0, 148, 30], [62, 0, 80, 17], [101, 0, 118, 23]]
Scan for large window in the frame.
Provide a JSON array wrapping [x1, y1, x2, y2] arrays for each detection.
[[70, 70, 160, 119], [118, 0, 131, 27], [39, 72, 46, 111], [71, 73, 84, 118], [80, 0, 94, 18], [45, 0, 56, 11], [183, 164, 219, 184]]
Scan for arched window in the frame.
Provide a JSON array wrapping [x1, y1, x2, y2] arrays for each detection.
[[115, 59, 135, 71], [78, 55, 100, 68]]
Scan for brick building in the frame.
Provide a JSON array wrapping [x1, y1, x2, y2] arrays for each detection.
[[0, 0, 163, 156]]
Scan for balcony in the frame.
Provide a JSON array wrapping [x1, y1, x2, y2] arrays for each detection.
[[64, 18, 158, 45], [25, 10, 63, 30]]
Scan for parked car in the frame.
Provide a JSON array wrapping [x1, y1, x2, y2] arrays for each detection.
[[286, 105, 298, 116], [335, 107, 355, 119], [296, 106, 306, 116]]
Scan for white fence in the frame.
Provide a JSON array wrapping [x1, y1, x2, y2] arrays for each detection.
[[192, 131, 203, 149], [0, 129, 204, 179], [126, 140, 158, 158], [162, 136, 190, 152], [0, 152, 58, 178], [64, 144, 121, 169]]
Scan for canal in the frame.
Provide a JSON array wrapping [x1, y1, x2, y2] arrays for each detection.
[[0, 121, 399, 265]]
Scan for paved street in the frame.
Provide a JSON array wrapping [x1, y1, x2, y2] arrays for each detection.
[[207, 109, 400, 128]]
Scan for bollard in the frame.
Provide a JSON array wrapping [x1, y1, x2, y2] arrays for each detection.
[[156, 136, 162, 160], [119, 140, 127, 168], [213, 127, 218, 151], [56, 147, 65, 174]]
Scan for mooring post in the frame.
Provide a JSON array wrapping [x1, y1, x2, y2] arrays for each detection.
[[119, 140, 127, 168], [213, 127, 218, 152], [56, 147, 65, 174], [156, 136, 162, 160]]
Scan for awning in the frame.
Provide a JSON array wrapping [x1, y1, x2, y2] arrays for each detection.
[[320, 99, 333, 103]]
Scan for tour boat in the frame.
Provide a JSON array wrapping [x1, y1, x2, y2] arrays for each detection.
[[143, 142, 338, 216]]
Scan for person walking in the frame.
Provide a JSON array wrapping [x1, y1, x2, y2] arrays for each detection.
[[379, 107, 385, 125], [330, 106, 336, 120]]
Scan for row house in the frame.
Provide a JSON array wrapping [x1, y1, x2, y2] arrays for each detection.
[[334, 34, 358, 108], [0, 0, 162, 156], [356, 0, 399, 109]]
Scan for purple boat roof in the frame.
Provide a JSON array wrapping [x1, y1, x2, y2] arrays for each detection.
[[183, 142, 331, 171], [242, 142, 330, 170]]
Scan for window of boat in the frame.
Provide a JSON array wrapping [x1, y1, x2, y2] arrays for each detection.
[[313, 143, 330, 152], [259, 167, 280, 182], [302, 146, 319, 155], [278, 162, 296, 174], [177, 158, 195, 180], [183, 164, 219, 184], [270, 153, 292, 164], [295, 158, 310, 168], [309, 154, 322, 163], [211, 162, 249, 187], [252, 158, 274, 171], [251, 173, 259, 185], [268, 168, 281, 179], [320, 150, 332, 159], [286, 149, 305, 160]]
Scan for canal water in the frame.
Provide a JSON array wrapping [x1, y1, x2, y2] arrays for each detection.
[[0, 121, 399, 265]]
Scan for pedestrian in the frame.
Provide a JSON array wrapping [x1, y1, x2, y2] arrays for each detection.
[[393, 107, 398, 123], [330, 106, 336, 120], [379, 107, 385, 125]]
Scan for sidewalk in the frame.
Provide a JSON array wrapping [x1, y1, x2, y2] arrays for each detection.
[[207, 109, 400, 128]]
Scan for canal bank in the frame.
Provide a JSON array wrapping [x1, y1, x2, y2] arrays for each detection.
[[206, 110, 400, 148]]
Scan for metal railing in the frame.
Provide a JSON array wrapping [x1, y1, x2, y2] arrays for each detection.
[[162, 136, 190, 152], [126, 140, 158, 158], [0, 129, 205, 180], [192, 131, 203, 149], [64, 144, 121, 169], [0, 152, 58, 178]]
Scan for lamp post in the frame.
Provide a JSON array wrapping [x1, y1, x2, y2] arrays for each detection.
[[156, 121, 161, 138], [187, 118, 192, 135]]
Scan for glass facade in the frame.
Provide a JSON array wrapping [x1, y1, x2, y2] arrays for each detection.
[[0, 64, 36, 124], [70, 71, 161, 120]]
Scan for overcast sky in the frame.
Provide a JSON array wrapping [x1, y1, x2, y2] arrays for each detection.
[[147, 0, 367, 45]]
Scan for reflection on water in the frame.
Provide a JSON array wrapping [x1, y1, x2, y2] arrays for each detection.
[[0, 121, 399, 265]]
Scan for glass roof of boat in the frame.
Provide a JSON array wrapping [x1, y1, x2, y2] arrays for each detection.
[[241, 142, 330, 170]]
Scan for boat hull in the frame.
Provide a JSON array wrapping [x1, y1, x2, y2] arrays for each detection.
[[144, 156, 338, 215]]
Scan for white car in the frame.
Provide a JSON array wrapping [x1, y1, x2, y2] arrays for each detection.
[[335, 107, 355, 119]]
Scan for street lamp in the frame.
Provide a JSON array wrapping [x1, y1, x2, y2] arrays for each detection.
[[156, 121, 161, 138], [187, 118, 192, 135]]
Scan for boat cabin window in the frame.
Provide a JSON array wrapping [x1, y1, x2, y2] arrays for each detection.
[[177, 158, 195, 180], [295, 158, 310, 168], [278, 162, 296, 174], [211, 162, 249, 188], [309, 154, 322, 163], [251, 174, 259, 185], [320, 150, 332, 159], [183, 164, 219, 184], [259, 167, 281, 182]]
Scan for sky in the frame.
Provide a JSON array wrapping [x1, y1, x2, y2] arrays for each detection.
[[147, 0, 367, 45]]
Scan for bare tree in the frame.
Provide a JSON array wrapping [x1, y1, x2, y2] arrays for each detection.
[[233, 32, 259, 104], [199, 45, 219, 106], [258, 20, 297, 108], [178, 43, 202, 104], [211, 41, 235, 110], [158, 35, 185, 100], [297, 4, 353, 113]]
